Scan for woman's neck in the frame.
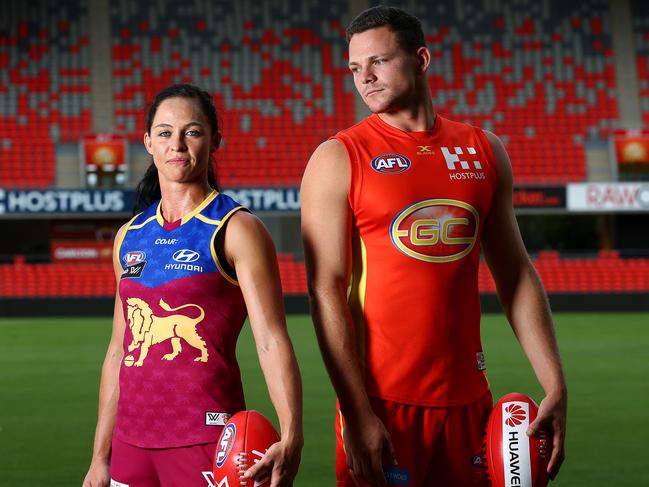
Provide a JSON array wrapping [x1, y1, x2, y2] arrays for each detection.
[[159, 181, 214, 222]]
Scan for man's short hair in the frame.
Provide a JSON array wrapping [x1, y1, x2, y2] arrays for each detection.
[[346, 6, 426, 53]]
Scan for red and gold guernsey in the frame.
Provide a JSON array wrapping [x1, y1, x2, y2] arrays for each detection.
[[114, 191, 248, 448], [334, 114, 498, 407]]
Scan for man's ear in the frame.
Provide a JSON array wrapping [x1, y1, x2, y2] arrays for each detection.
[[416, 46, 431, 74]]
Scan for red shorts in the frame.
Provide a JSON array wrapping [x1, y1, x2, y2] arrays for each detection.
[[336, 391, 492, 487], [110, 437, 217, 487]]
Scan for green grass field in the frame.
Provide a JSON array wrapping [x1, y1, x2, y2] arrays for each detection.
[[0, 313, 648, 486]]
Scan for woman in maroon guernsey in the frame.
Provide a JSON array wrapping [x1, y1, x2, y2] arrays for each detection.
[[83, 84, 303, 487]]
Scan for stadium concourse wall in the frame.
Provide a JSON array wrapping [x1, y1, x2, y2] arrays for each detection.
[[1, 184, 649, 316], [2, 293, 649, 318]]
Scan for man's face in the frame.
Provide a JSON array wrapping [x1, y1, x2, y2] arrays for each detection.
[[348, 26, 420, 113]]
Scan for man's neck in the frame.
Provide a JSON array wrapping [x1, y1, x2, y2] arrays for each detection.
[[378, 107, 436, 132], [376, 90, 436, 132]]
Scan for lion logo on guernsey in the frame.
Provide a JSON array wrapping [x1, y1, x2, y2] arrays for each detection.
[[371, 153, 411, 174], [123, 298, 207, 367], [390, 199, 479, 262]]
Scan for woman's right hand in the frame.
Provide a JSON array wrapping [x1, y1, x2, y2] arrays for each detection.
[[82, 459, 110, 487]]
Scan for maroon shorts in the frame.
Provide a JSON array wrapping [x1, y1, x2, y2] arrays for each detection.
[[335, 391, 493, 487], [110, 437, 217, 487]]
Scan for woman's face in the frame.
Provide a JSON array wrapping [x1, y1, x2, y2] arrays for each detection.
[[144, 96, 216, 185]]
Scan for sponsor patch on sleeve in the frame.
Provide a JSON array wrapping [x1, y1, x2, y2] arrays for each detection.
[[476, 351, 486, 371], [383, 466, 410, 485], [121, 261, 146, 278]]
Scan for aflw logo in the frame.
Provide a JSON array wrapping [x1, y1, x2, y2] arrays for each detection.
[[124, 251, 145, 266], [205, 412, 230, 426]]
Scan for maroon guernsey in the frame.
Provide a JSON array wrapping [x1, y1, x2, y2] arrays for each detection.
[[114, 191, 248, 448]]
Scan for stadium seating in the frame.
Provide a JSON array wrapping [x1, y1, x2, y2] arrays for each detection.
[[110, 0, 355, 187], [0, 1, 91, 187], [632, 0, 649, 126], [2, 252, 648, 298], [477, 250, 649, 293], [382, 0, 619, 183], [0, 253, 306, 297], [0, 255, 114, 297], [276, 253, 307, 294], [0, 0, 621, 188]]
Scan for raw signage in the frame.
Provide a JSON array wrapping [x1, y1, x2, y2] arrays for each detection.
[[567, 183, 649, 211]]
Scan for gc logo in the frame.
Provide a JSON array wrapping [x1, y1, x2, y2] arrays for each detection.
[[390, 199, 479, 263]]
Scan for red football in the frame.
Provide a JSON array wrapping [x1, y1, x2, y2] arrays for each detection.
[[213, 410, 280, 487], [484, 393, 550, 487]]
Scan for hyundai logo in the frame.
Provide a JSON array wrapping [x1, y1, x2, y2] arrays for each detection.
[[172, 249, 200, 263]]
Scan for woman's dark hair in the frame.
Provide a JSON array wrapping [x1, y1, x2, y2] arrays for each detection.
[[346, 6, 426, 54], [133, 84, 221, 214]]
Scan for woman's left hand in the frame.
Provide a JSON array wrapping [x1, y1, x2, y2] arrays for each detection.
[[243, 437, 303, 487]]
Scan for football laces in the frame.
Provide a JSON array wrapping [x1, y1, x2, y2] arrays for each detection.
[[235, 452, 249, 484]]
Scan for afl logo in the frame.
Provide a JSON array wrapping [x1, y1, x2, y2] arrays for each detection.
[[215, 423, 236, 468], [371, 153, 411, 174], [172, 249, 200, 263], [390, 199, 479, 263]]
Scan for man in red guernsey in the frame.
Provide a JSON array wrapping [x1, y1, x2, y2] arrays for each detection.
[[301, 6, 566, 486]]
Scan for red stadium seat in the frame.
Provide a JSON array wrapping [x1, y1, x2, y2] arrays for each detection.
[[109, 0, 354, 187], [411, 0, 618, 183], [1, 252, 648, 298], [0, 2, 91, 187], [633, 1, 649, 125]]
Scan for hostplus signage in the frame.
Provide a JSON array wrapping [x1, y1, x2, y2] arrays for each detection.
[[0, 189, 133, 215]]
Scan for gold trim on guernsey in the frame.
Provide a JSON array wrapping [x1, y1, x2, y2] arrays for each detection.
[[114, 214, 140, 268], [128, 214, 157, 230], [347, 232, 368, 368], [181, 190, 219, 224], [154, 190, 219, 227], [209, 206, 244, 286]]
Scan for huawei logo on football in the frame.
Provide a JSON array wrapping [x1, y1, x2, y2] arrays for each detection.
[[504, 404, 527, 427]]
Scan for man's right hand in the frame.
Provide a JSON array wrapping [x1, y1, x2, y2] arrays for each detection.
[[342, 412, 396, 486]]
